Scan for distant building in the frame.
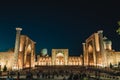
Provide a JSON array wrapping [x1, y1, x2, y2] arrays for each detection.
[[36, 49, 82, 66]]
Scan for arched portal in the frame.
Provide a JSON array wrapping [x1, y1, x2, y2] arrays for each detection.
[[24, 44, 32, 68], [55, 52, 64, 65], [88, 44, 94, 65], [84, 33, 99, 67], [52, 49, 68, 65], [18, 35, 35, 69]]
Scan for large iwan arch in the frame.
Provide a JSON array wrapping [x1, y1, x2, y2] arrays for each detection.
[[18, 35, 36, 69], [83, 31, 103, 66]]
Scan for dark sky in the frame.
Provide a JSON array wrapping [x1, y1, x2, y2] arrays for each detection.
[[0, 1, 120, 56]]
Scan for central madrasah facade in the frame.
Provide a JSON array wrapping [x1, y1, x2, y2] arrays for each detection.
[[0, 28, 120, 70]]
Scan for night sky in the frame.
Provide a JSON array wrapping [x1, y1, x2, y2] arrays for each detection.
[[0, 1, 120, 56]]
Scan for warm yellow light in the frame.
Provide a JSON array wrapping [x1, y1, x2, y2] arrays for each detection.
[[88, 45, 93, 53], [95, 33, 100, 52], [56, 53, 64, 57], [13, 66, 18, 70], [27, 44, 31, 52]]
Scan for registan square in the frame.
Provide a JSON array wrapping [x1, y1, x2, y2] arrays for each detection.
[[0, 27, 119, 80]]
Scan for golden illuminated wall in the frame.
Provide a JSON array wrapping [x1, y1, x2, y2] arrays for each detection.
[[68, 57, 82, 65], [38, 57, 51, 65], [105, 51, 120, 66], [37, 56, 83, 66], [105, 50, 116, 66], [115, 52, 120, 64], [0, 50, 14, 70]]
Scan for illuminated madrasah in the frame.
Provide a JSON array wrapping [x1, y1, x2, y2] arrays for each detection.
[[83, 30, 120, 67], [37, 49, 82, 66], [0, 28, 36, 70], [0, 28, 119, 71]]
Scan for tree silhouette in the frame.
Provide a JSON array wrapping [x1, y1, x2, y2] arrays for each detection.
[[118, 62, 120, 68], [3, 65, 7, 72], [110, 63, 113, 69], [116, 21, 120, 35]]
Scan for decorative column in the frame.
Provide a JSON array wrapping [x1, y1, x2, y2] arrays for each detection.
[[12, 27, 22, 70], [31, 42, 36, 68], [52, 49, 55, 65], [65, 49, 68, 65]]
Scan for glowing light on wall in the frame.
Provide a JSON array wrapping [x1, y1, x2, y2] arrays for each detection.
[[27, 44, 31, 53], [88, 45, 93, 53], [56, 53, 64, 57], [19, 40, 24, 52], [13, 66, 18, 70], [95, 33, 100, 52]]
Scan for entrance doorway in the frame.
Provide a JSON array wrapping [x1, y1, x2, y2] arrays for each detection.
[[55, 53, 64, 65]]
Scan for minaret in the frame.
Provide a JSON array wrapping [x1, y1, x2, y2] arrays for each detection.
[[98, 30, 106, 67], [82, 43, 86, 66], [12, 27, 22, 70]]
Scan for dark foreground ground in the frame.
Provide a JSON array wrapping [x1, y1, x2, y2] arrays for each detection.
[[0, 66, 119, 80]]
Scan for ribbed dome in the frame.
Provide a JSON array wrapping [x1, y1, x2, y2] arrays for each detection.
[[40, 48, 48, 57], [103, 37, 112, 44]]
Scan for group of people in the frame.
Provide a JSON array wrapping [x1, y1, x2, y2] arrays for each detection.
[[6, 71, 19, 80]]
